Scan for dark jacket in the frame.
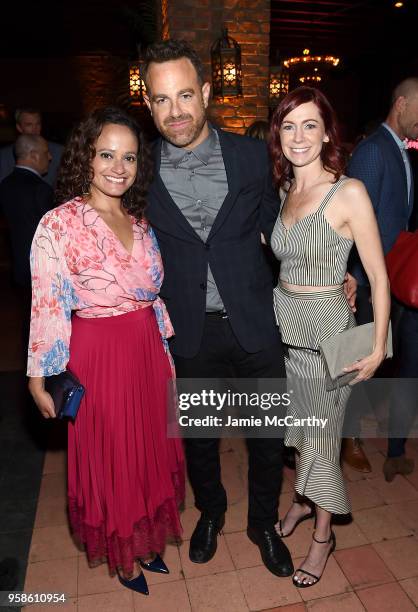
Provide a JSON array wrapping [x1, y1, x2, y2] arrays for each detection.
[[147, 127, 281, 358], [0, 167, 54, 287], [348, 125, 414, 285]]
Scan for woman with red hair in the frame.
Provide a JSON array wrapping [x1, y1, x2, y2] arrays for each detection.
[[269, 87, 390, 587]]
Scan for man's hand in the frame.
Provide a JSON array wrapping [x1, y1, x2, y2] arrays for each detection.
[[344, 272, 357, 313]]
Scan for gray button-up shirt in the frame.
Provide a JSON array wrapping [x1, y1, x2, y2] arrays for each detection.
[[382, 122, 412, 207], [160, 128, 229, 311]]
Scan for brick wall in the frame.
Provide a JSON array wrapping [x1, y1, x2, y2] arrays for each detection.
[[166, 0, 270, 133]]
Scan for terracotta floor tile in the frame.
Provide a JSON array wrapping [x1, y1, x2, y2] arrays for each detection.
[[293, 554, 352, 602], [262, 604, 305, 612], [43, 449, 67, 475], [238, 565, 302, 610], [225, 531, 262, 569], [224, 500, 248, 534], [78, 589, 134, 611], [361, 439, 382, 454], [399, 576, 418, 607], [353, 505, 413, 543], [366, 452, 386, 478], [77, 553, 123, 595], [332, 520, 368, 550], [356, 581, 417, 612], [373, 536, 418, 580], [133, 579, 190, 611], [389, 500, 418, 533], [24, 556, 78, 598], [405, 467, 418, 491], [346, 480, 385, 511], [334, 545, 394, 589], [38, 472, 67, 500], [29, 525, 80, 562], [305, 591, 365, 611], [22, 597, 77, 611], [186, 570, 249, 611], [179, 534, 234, 579], [34, 493, 68, 528], [179, 505, 201, 540], [145, 544, 184, 585], [368, 475, 418, 504]]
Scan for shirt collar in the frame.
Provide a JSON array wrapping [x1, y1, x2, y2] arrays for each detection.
[[162, 127, 217, 167], [382, 122, 407, 150], [15, 164, 42, 178]]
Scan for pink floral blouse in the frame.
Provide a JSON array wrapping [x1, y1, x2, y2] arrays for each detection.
[[27, 197, 174, 377]]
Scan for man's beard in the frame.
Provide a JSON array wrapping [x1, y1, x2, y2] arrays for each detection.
[[162, 110, 207, 148]]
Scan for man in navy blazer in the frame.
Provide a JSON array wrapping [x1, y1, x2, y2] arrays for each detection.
[[143, 40, 293, 578], [345, 78, 418, 479]]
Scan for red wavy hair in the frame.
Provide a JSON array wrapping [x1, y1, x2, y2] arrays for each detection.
[[269, 86, 347, 189]]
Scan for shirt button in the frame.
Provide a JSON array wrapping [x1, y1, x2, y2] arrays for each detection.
[[196, 199, 202, 205]]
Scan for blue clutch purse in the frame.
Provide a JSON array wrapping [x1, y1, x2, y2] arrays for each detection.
[[45, 370, 85, 419]]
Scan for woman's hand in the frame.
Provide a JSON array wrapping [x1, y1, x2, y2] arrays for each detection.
[[343, 348, 386, 385], [28, 377, 56, 419]]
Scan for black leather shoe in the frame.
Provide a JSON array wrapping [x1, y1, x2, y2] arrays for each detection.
[[247, 526, 294, 577], [189, 514, 225, 563]]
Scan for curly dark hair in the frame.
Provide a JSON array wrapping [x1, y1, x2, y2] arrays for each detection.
[[142, 39, 205, 92], [55, 107, 153, 223], [269, 86, 347, 189]]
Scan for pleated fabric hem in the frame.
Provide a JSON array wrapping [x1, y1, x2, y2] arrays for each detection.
[[286, 436, 350, 515], [69, 469, 185, 576]]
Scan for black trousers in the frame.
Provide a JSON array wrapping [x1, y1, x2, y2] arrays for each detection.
[[173, 314, 286, 529]]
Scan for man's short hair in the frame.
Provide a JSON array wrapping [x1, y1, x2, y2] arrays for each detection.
[[14, 134, 43, 160], [142, 39, 205, 91], [15, 107, 41, 124]]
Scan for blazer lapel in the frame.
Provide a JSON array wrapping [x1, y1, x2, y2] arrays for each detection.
[[380, 126, 409, 206], [149, 139, 203, 241], [207, 127, 240, 240]]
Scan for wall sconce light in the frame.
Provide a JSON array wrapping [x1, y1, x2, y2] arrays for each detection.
[[211, 28, 243, 98], [129, 61, 146, 106], [269, 63, 289, 107]]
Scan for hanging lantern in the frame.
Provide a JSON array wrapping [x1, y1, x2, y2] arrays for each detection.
[[129, 61, 146, 106], [211, 28, 243, 98], [269, 63, 289, 107]]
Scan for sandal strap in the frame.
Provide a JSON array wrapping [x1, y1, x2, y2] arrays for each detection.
[[312, 530, 333, 544], [294, 568, 319, 581]]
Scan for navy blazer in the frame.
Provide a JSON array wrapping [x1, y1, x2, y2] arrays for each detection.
[[146, 127, 281, 358], [347, 125, 414, 284]]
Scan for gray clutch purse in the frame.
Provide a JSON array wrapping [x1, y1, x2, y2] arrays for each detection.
[[319, 322, 393, 391]]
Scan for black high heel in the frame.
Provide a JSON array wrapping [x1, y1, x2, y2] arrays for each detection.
[[277, 497, 315, 538], [292, 530, 336, 588]]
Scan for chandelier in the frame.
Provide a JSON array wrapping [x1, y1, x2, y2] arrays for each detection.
[[283, 49, 340, 86]]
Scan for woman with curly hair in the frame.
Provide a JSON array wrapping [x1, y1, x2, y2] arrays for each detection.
[[269, 87, 390, 587], [27, 107, 185, 595]]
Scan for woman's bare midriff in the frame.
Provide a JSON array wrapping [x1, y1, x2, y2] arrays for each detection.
[[280, 280, 342, 292]]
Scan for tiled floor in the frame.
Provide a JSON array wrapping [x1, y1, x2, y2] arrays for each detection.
[[21, 437, 418, 611]]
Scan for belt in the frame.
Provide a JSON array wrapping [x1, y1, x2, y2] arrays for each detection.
[[205, 310, 228, 319]]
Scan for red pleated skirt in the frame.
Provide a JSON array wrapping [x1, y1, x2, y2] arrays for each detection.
[[67, 306, 185, 576]]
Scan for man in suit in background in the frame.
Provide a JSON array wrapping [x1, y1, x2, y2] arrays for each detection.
[[143, 39, 293, 578], [344, 77, 418, 479], [0, 108, 63, 187], [0, 134, 53, 341]]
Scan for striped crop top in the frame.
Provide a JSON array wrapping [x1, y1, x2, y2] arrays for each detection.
[[271, 178, 354, 286]]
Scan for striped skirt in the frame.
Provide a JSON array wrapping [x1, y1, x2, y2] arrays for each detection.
[[274, 284, 356, 515]]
